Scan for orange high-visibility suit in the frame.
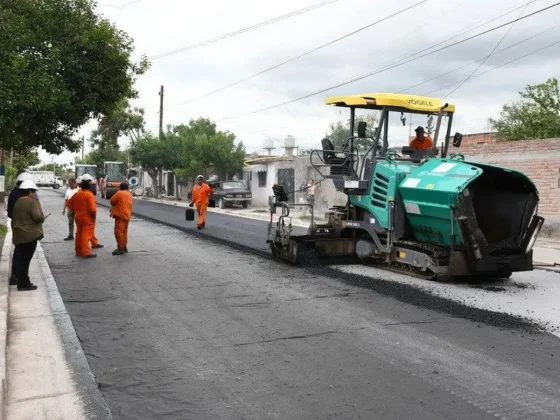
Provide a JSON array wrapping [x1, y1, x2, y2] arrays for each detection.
[[110, 190, 133, 250], [66, 189, 97, 257], [409, 135, 433, 151], [191, 183, 213, 227]]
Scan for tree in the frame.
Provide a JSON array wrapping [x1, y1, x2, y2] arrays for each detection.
[[325, 113, 379, 150], [89, 99, 146, 150], [129, 133, 176, 198], [172, 118, 246, 181], [11, 149, 40, 173], [0, 0, 149, 154], [489, 77, 560, 141]]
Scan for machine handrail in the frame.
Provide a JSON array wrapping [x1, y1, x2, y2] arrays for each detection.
[[309, 149, 360, 181]]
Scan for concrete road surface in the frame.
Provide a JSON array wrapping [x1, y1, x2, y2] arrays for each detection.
[[39, 191, 560, 419]]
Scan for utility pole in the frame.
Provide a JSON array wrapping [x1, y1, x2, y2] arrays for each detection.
[[81, 136, 85, 161], [158, 85, 164, 197], [10, 148, 13, 167]]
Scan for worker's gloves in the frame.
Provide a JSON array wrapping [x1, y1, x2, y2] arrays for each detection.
[[189, 203, 194, 207]]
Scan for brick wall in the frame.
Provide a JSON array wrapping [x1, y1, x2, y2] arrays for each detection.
[[458, 137, 560, 220]]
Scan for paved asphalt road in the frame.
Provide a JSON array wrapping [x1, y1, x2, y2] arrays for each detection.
[[39, 190, 560, 419]]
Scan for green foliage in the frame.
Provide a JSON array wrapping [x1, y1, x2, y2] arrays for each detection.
[[11, 149, 40, 173], [0, 0, 149, 154], [171, 118, 246, 180], [326, 113, 379, 150], [89, 99, 146, 150], [4, 166, 19, 192], [489, 77, 560, 141], [128, 118, 246, 196]]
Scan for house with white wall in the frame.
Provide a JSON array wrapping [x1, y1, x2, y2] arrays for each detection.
[[242, 135, 346, 209]]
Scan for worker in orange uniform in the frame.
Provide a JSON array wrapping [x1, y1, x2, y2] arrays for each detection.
[[76, 175, 104, 250], [409, 126, 433, 151], [189, 175, 213, 229], [110, 182, 133, 255], [66, 175, 99, 258]]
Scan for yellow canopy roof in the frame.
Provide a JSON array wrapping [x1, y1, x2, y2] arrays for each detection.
[[325, 93, 455, 113]]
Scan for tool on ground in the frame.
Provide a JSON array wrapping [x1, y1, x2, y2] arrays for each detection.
[[267, 92, 545, 281]]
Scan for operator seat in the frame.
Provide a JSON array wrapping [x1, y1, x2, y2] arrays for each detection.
[[321, 138, 351, 175]]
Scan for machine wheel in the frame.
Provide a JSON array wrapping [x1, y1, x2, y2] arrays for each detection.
[[242, 201, 248, 209], [218, 198, 225, 209]]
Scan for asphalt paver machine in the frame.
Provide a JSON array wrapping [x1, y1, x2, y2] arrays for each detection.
[[267, 93, 545, 281]]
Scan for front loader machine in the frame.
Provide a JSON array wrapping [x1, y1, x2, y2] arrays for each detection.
[[267, 93, 544, 280]]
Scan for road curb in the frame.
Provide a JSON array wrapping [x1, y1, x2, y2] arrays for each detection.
[[36, 242, 113, 419], [0, 226, 12, 420]]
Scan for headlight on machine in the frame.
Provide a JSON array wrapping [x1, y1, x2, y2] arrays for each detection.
[[226, 194, 233, 198], [246, 193, 252, 198]]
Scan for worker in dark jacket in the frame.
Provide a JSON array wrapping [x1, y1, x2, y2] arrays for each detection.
[[11, 180, 47, 291], [8, 172, 40, 285]]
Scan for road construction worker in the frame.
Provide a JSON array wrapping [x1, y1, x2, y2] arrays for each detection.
[[409, 126, 433, 151], [189, 175, 213, 229], [110, 182, 133, 255], [66, 174, 99, 258], [8, 172, 41, 285], [11, 180, 47, 291], [62, 177, 78, 241], [77, 175, 104, 250]]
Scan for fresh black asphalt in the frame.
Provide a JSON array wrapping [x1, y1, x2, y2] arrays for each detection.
[[38, 191, 560, 419]]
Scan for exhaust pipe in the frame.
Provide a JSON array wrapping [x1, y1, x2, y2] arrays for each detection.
[[522, 215, 545, 254]]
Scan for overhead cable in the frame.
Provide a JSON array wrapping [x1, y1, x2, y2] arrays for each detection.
[[216, 1, 560, 122], [148, 0, 343, 61]]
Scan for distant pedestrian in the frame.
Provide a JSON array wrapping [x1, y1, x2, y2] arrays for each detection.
[[8, 172, 41, 285], [62, 177, 78, 241], [110, 182, 133, 255], [66, 174, 99, 258], [11, 180, 48, 291], [189, 175, 213, 229]]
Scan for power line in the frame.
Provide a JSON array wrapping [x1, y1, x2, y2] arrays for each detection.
[[424, 39, 560, 96], [398, 23, 560, 94], [216, 1, 560, 122], [162, 0, 427, 112], [335, 0, 541, 87], [147, 0, 524, 113], [443, 0, 532, 98], [148, 0, 343, 61]]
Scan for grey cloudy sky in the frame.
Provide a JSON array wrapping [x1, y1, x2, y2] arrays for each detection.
[[43, 0, 560, 165]]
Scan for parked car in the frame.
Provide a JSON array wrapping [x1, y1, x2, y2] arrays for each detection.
[[103, 175, 127, 199], [209, 180, 252, 209]]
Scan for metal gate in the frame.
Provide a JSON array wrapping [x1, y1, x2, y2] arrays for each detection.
[[277, 168, 295, 203]]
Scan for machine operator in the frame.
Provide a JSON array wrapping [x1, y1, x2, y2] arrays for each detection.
[[409, 126, 433, 151]]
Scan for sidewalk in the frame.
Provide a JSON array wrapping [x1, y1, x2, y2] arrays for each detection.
[[1, 225, 111, 419], [136, 196, 560, 270]]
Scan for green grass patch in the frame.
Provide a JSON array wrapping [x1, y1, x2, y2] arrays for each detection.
[[0, 224, 7, 238]]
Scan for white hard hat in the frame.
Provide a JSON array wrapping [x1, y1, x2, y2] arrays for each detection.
[[197, 174, 204, 180], [19, 180, 38, 190], [16, 172, 32, 182], [81, 174, 93, 181]]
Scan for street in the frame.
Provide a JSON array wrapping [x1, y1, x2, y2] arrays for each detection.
[[39, 190, 560, 420]]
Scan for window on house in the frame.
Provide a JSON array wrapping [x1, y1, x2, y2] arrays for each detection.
[[258, 171, 267, 187]]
